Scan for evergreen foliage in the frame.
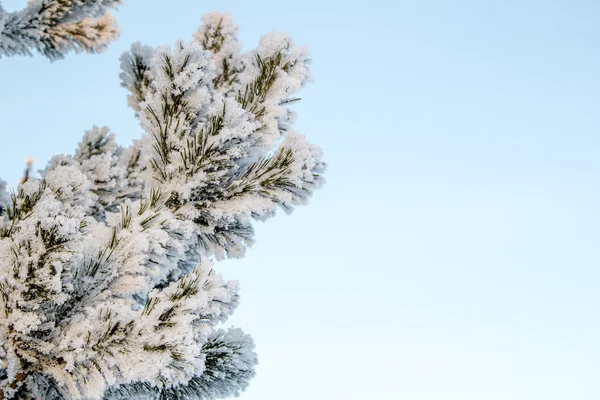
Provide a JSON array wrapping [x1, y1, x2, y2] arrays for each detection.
[[0, 0, 121, 60], [0, 10, 325, 400]]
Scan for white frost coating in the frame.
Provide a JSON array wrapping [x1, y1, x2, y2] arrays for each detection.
[[119, 42, 155, 112], [192, 11, 242, 93], [35, 258, 239, 398], [232, 31, 312, 148], [193, 11, 241, 59], [137, 41, 216, 198], [0, 5, 5, 52], [278, 129, 325, 189], [0, 179, 9, 215], [46, 11, 119, 55], [0, 11, 324, 400], [7, 310, 41, 335], [149, 41, 215, 95], [0, 0, 122, 60]]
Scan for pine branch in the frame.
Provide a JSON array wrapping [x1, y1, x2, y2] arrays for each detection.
[[42, 126, 125, 221], [0, 180, 8, 217], [0, 12, 324, 400], [233, 33, 311, 141], [0, 180, 46, 238], [193, 12, 243, 92], [236, 53, 283, 120], [119, 42, 154, 113], [0, 0, 122, 60], [103, 328, 257, 400]]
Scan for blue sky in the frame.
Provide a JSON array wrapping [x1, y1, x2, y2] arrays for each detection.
[[2, 0, 600, 399]]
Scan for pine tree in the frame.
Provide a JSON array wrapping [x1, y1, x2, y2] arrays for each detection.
[[0, 0, 121, 60], [0, 10, 325, 400]]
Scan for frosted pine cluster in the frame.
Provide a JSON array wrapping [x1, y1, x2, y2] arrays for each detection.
[[0, 0, 121, 59], [0, 9, 325, 400]]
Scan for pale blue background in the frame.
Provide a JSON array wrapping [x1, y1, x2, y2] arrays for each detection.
[[2, 1, 600, 399]]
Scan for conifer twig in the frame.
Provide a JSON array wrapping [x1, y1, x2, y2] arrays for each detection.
[[19, 157, 34, 184]]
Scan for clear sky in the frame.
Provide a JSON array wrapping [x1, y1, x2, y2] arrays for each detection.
[[2, 0, 600, 399]]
